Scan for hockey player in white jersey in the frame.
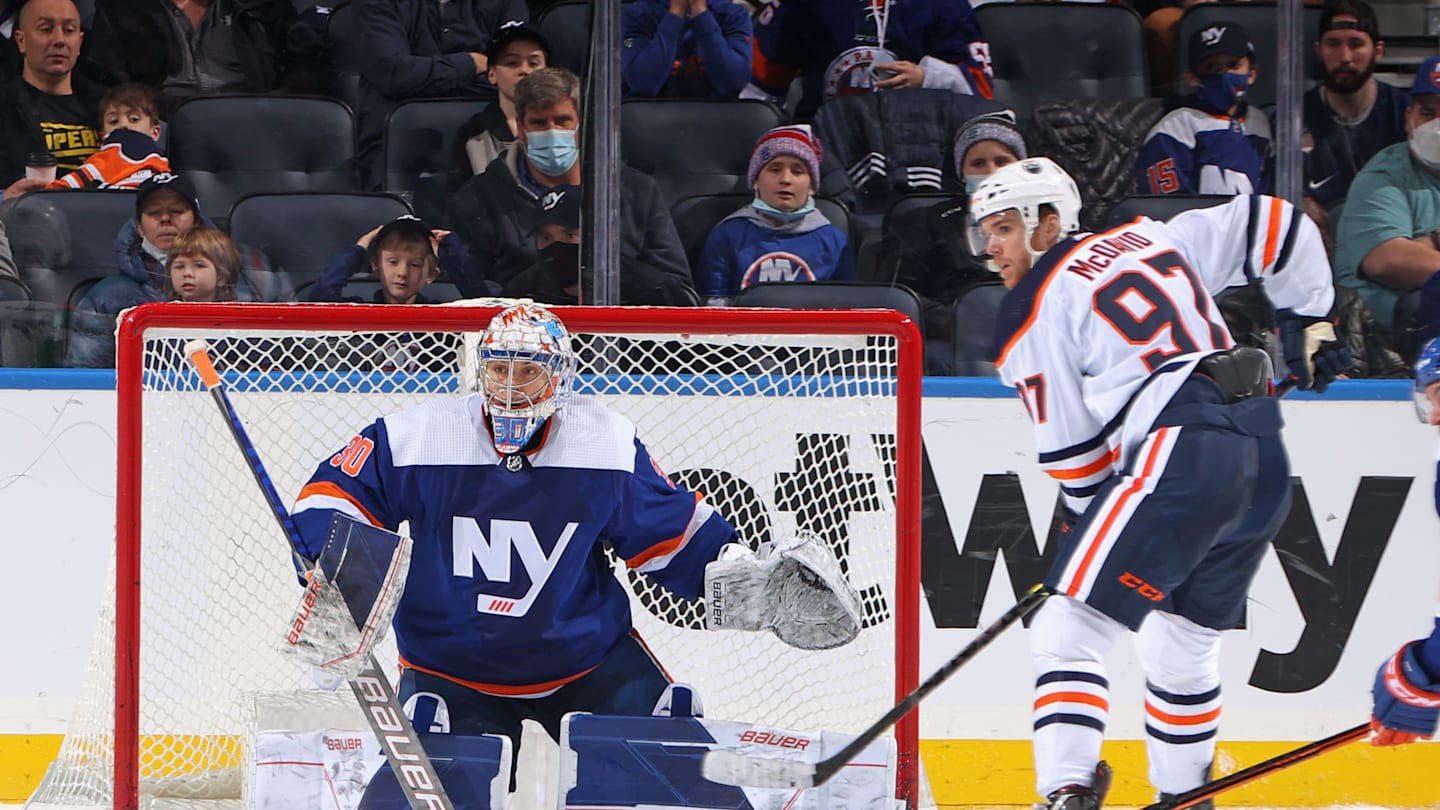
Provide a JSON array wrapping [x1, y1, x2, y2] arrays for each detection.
[[290, 302, 862, 792], [967, 158, 1350, 810]]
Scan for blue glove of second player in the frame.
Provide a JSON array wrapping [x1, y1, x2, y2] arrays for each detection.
[[1371, 641, 1440, 746]]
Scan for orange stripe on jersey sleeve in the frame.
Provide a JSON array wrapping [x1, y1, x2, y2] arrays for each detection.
[[627, 492, 702, 569], [1064, 428, 1173, 597], [296, 480, 384, 528], [1047, 447, 1120, 481], [1260, 197, 1284, 272], [1036, 691, 1110, 711], [1147, 704, 1222, 725]]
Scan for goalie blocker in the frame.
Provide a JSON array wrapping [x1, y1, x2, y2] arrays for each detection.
[[704, 534, 863, 651]]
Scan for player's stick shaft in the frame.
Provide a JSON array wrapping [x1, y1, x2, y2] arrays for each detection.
[[186, 340, 454, 810], [1141, 722, 1370, 810], [704, 585, 1050, 790]]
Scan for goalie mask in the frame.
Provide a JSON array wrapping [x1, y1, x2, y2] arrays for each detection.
[[967, 157, 1082, 271], [478, 303, 578, 454]]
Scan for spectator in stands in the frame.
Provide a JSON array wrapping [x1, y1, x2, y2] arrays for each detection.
[[504, 183, 583, 303], [354, 0, 526, 184], [162, 226, 239, 302], [448, 67, 696, 305], [0, 0, 102, 200], [696, 124, 852, 302], [1333, 56, 1440, 354], [621, 0, 751, 99], [42, 82, 167, 191], [307, 214, 475, 304], [67, 173, 287, 367], [745, 0, 992, 121], [1136, 20, 1271, 196], [877, 112, 1024, 374], [1301, 0, 1408, 246], [449, 19, 549, 193], [1, 0, 126, 87], [105, 0, 301, 118]]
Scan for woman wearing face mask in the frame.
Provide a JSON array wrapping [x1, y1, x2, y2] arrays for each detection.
[[695, 125, 855, 304], [875, 112, 1026, 374], [1136, 21, 1272, 196]]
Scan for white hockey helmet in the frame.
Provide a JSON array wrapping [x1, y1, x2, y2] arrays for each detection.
[[477, 302, 579, 454], [967, 157, 1082, 266]]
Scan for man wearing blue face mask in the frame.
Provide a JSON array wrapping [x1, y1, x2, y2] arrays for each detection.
[[695, 124, 854, 302], [447, 67, 698, 304], [1135, 21, 1272, 196]]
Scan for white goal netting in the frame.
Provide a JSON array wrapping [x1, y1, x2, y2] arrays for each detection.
[[28, 302, 922, 809]]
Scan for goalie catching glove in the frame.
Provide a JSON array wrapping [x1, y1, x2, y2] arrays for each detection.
[[704, 533, 863, 650]]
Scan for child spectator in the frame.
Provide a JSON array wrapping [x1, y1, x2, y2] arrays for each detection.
[[504, 184, 582, 303], [162, 226, 239, 302], [877, 112, 1025, 373], [47, 83, 169, 190], [307, 214, 467, 304], [449, 20, 550, 192], [697, 125, 854, 302], [1136, 21, 1272, 195], [621, 0, 752, 99]]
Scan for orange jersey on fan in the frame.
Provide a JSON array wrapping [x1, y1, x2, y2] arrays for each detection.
[[47, 129, 170, 191]]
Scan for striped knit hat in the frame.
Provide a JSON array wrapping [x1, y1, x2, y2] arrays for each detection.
[[747, 125, 823, 188]]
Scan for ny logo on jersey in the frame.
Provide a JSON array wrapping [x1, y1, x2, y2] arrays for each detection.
[[452, 518, 579, 617], [1199, 26, 1227, 46], [742, 252, 815, 288]]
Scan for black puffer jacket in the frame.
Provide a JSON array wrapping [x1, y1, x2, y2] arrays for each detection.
[[876, 194, 992, 342], [447, 146, 696, 305], [1024, 97, 1165, 232]]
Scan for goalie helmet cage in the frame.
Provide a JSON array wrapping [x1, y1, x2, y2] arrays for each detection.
[[35, 302, 923, 810]]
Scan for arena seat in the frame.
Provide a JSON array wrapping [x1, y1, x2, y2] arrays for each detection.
[[226, 192, 412, 297], [0, 189, 138, 366], [538, 0, 593, 76], [383, 98, 489, 227], [732, 281, 924, 334], [622, 99, 785, 206], [169, 95, 359, 228], [1174, 2, 1323, 109], [0, 276, 36, 367], [669, 193, 855, 274], [326, 3, 362, 109], [950, 284, 1007, 378], [1106, 193, 1232, 228], [976, 1, 1148, 127]]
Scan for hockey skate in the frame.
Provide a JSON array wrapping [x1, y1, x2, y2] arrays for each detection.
[[1033, 761, 1112, 810], [1156, 796, 1214, 810]]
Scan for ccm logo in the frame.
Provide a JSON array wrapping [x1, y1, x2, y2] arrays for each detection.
[[739, 730, 811, 750], [1119, 572, 1164, 602]]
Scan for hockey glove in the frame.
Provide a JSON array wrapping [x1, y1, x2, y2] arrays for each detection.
[[704, 534, 864, 650], [1370, 641, 1440, 746], [1413, 338, 1440, 423], [1276, 309, 1351, 393]]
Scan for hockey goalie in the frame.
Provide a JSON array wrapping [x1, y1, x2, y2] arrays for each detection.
[[271, 302, 867, 806]]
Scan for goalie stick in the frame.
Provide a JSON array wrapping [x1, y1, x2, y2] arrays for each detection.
[[185, 340, 454, 810], [1141, 722, 1369, 810], [703, 584, 1051, 790]]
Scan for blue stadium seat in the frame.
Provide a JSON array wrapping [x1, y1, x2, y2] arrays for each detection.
[[1174, 2, 1323, 109], [226, 192, 412, 297], [169, 95, 359, 228], [976, 1, 1148, 126], [732, 280, 923, 332], [1106, 193, 1232, 228], [383, 98, 489, 228], [622, 99, 785, 206]]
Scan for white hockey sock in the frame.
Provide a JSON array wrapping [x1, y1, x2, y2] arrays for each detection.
[[1137, 611, 1223, 794], [1029, 596, 1123, 797]]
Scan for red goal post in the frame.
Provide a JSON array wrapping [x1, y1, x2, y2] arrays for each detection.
[[37, 303, 923, 809]]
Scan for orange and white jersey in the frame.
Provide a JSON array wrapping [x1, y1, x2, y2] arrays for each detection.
[[995, 195, 1334, 512]]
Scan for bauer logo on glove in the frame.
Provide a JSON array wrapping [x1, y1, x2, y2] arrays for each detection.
[[703, 533, 864, 650]]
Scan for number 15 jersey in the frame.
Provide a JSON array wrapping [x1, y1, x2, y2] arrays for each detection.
[[993, 195, 1335, 514]]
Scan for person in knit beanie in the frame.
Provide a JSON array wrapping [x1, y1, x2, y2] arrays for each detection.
[[953, 115, 1028, 193], [697, 124, 855, 302]]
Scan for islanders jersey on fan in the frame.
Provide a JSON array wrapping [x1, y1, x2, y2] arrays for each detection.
[[994, 195, 1334, 513], [292, 394, 738, 696], [1137, 104, 1272, 195]]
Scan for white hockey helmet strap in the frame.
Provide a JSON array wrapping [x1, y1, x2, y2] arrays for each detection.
[[478, 303, 579, 454], [968, 157, 1082, 268]]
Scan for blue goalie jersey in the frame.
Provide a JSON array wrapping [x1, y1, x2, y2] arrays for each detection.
[[292, 394, 738, 696]]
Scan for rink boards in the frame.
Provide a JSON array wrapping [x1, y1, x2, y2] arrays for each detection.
[[0, 373, 1434, 806]]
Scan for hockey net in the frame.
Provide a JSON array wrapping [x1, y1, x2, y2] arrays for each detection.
[[29, 302, 922, 810]]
